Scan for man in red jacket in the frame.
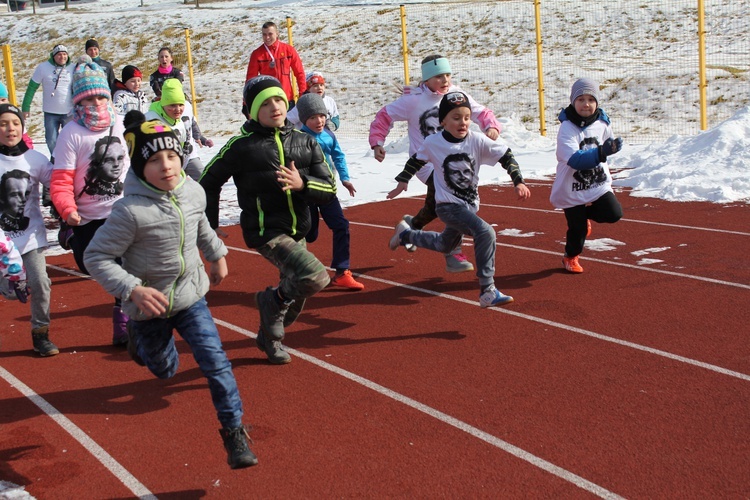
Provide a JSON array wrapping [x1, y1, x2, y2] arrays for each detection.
[[245, 21, 307, 108]]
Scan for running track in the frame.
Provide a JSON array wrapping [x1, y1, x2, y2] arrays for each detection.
[[1, 181, 748, 498]]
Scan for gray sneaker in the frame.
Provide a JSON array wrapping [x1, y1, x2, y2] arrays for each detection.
[[255, 327, 291, 364], [255, 287, 289, 341], [31, 327, 59, 357], [402, 215, 417, 253]]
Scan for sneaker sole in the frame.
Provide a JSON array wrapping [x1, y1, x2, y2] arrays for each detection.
[[480, 296, 514, 308], [445, 263, 475, 273], [34, 347, 60, 357]]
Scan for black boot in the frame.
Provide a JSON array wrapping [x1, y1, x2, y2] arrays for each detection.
[[219, 425, 258, 469]]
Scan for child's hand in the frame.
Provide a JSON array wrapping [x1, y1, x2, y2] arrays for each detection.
[[386, 182, 408, 199], [515, 183, 531, 201], [373, 145, 386, 162], [130, 285, 169, 318], [209, 257, 228, 286], [215, 227, 229, 239], [485, 127, 500, 141], [599, 137, 623, 160], [342, 181, 356, 197], [66, 211, 81, 226], [278, 161, 303, 192]]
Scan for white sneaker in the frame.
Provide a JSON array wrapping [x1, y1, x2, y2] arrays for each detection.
[[402, 215, 417, 253], [389, 220, 410, 250], [479, 284, 514, 308]]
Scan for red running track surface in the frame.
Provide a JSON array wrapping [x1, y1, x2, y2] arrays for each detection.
[[1, 182, 749, 498]]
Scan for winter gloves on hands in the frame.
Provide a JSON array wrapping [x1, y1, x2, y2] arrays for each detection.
[[599, 137, 624, 162]]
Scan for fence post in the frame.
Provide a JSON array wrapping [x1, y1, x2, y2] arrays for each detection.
[[400, 5, 410, 85], [697, 0, 707, 130], [286, 16, 300, 102], [1, 45, 18, 107], [184, 28, 198, 120], [534, 0, 546, 136]]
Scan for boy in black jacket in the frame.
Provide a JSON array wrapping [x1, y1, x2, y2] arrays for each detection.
[[200, 76, 336, 365]]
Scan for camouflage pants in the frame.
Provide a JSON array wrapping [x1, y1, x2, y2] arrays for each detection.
[[255, 234, 330, 301]]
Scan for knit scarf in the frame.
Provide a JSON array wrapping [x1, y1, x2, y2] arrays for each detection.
[[563, 104, 601, 129], [0, 140, 29, 157], [72, 101, 116, 131], [158, 65, 173, 75]]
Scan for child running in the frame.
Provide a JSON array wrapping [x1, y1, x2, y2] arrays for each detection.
[[49, 55, 131, 345], [550, 78, 623, 273], [83, 110, 258, 469], [0, 228, 28, 303], [296, 92, 364, 290], [200, 76, 336, 364], [370, 54, 502, 273], [287, 71, 340, 131], [0, 103, 57, 355], [387, 91, 530, 307]]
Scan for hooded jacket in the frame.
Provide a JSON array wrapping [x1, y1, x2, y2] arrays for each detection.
[[83, 170, 227, 320], [200, 119, 336, 249]]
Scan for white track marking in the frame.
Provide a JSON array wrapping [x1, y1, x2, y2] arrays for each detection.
[[348, 222, 750, 289], [0, 366, 156, 500], [213, 319, 624, 499]]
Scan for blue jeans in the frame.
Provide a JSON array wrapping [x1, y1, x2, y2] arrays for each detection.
[[44, 112, 68, 157], [405, 203, 496, 288], [130, 298, 244, 428], [306, 197, 351, 271]]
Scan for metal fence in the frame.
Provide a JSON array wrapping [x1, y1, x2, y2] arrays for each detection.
[[2, 0, 748, 144]]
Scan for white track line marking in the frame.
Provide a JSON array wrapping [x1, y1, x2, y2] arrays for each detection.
[[349, 221, 750, 290], [0, 366, 156, 500], [213, 319, 623, 500]]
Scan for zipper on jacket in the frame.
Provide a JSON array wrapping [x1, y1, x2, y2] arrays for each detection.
[[166, 191, 186, 317], [274, 128, 297, 235]]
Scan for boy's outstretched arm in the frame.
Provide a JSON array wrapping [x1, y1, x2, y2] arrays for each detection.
[[388, 154, 427, 199]]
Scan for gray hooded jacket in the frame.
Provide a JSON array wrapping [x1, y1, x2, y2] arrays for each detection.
[[84, 170, 227, 320]]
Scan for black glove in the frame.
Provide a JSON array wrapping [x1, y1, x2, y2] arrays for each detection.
[[598, 137, 623, 162], [11, 280, 29, 303]]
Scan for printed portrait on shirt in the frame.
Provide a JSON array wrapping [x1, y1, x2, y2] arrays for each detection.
[[0, 170, 31, 232], [419, 107, 443, 138], [442, 152, 478, 205], [81, 136, 126, 198]]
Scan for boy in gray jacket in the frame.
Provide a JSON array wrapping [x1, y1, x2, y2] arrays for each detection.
[[84, 111, 257, 470]]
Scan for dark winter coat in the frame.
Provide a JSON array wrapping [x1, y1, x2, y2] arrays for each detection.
[[200, 119, 336, 248]]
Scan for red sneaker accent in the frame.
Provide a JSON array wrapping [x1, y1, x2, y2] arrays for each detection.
[[562, 255, 584, 273], [331, 270, 365, 290]]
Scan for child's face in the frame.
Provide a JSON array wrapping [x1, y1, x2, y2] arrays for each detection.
[[441, 107, 471, 139], [574, 94, 598, 117], [158, 50, 172, 67], [425, 73, 452, 94], [0, 112, 23, 148], [305, 114, 326, 133], [125, 77, 142, 93], [163, 103, 185, 120], [257, 96, 287, 128], [143, 149, 182, 191], [309, 82, 325, 96], [80, 95, 108, 107]]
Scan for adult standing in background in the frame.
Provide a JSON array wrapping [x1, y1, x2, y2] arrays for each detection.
[[85, 38, 116, 89], [245, 21, 306, 108], [21, 44, 74, 157]]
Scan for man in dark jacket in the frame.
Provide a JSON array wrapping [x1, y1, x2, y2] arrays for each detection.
[[85, 38, 116, 89], [200, 76, 336, 365]]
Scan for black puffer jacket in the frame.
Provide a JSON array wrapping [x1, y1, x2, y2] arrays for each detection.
[[200, 119, 336, 248]]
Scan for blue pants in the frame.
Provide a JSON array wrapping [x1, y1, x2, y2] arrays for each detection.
[[305, 197, 350, 271], [44, 112, 67, 157], [404, 202, 496, 288], [130, 298, 244, 428]]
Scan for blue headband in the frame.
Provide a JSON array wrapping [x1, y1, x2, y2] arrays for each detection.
[[421, 58, 452, 81]]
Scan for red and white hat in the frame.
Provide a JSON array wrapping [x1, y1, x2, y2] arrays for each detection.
[[306, 71, 325, 86]]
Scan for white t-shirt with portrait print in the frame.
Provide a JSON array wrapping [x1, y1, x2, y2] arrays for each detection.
[[414, 130, 509, 213]]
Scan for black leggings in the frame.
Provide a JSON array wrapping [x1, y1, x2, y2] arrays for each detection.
[[563, 191, 622, 257], [71, 219, 121, 306]]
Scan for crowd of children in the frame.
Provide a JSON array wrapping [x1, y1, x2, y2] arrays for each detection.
[[1, 32, 624, 469]]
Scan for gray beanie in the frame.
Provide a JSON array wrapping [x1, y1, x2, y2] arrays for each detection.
[[570, 78, 600, 105], [296, 93, 328, 125]]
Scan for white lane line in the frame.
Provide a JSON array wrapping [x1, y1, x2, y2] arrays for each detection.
[[480, 202, 750, 236], [349, 221, 750, 290], [0, 366, 156, 500], [213, 319, 624, 500]]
